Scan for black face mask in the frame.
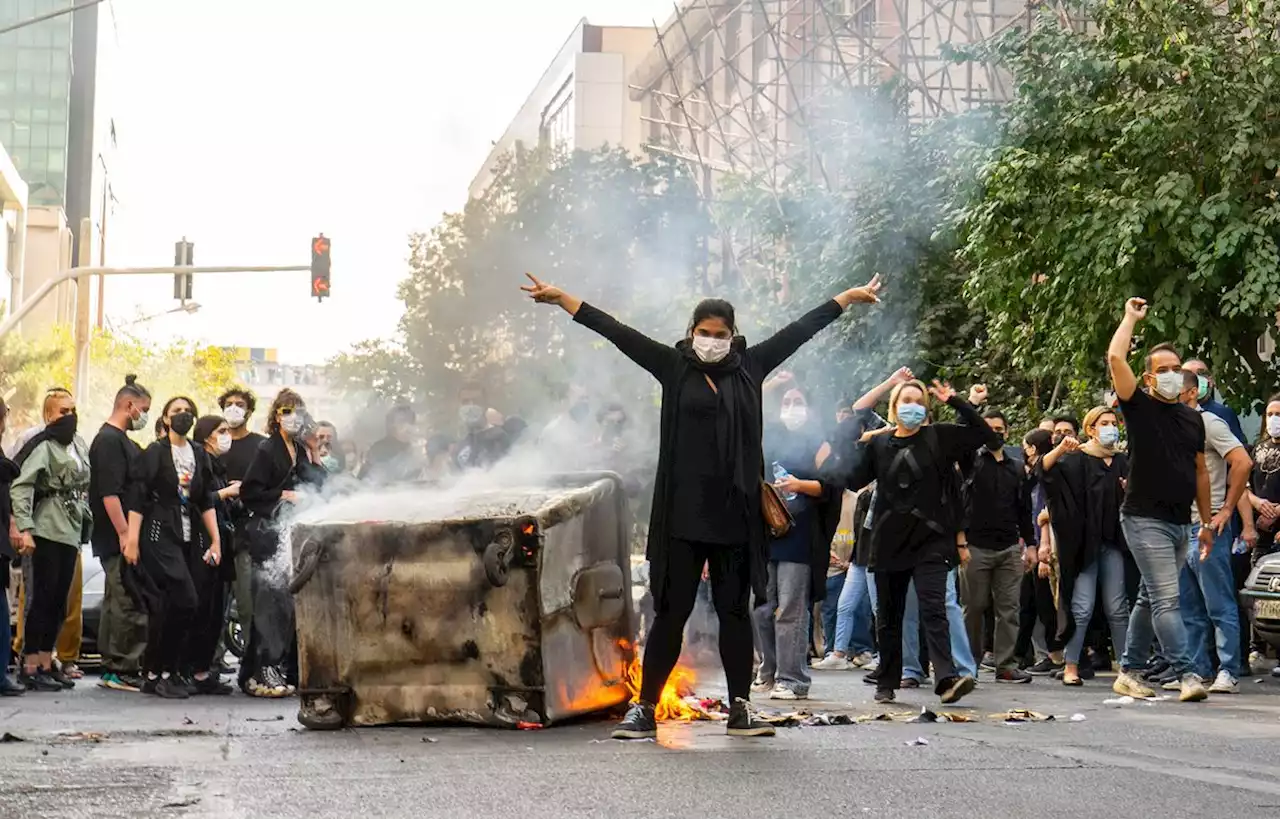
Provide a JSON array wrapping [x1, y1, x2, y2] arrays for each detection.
[[170, 411, 195, 437], [47, 413, 77, 446], [988, 433, 1005, 452], [1051, 433, 1065, 446]]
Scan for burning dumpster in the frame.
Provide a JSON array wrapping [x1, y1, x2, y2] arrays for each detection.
[[288, 473, 636, 730]]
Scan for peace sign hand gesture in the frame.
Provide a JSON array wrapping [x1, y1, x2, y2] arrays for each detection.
[[521, 274, 583, 316], [835, 274, 884, 308], [928, 380, 956, 404]]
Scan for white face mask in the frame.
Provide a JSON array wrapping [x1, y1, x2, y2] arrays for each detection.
[[129, 409, 149, 432], [216, 433, 232, 454], [281, 414, 303, 435], [223, 405, 247, 428], [781, 405, 808, 431], [1153, 371, 1183, 401], [1097, 425, 1119, 448], [1268, 416, 1280, 439], [691, 336, 731, 363]]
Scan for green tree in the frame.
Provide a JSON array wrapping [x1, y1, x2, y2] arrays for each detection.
[[959, 0, 1280, 410]]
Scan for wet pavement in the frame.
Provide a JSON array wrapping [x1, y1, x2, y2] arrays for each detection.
[[2, 665, 1280, 818]]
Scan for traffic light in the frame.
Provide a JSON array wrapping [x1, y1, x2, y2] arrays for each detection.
[[173, 239, 194, 301], [311, 235, 331, 301]]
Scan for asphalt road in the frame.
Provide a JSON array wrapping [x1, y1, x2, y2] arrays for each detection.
[[3, 665, 1280, 818]]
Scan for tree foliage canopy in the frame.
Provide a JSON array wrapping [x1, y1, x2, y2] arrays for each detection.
[[959, 0, 1280, 409]]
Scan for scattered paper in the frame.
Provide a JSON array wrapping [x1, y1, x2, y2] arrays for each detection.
[[905, 737, 929, 746], [1103, 696, 1134, 706], [1070, 714, 1087, 722]]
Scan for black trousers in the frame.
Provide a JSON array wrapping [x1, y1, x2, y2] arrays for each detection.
[[875, 553, 955, 694], [238, 557, 297, 688], [23, 538, 79, 655], [182, 546, 225, 674], [640, 538, 754, 704], [1015, 572, 1062, 659], [140, 535, 198, 675]]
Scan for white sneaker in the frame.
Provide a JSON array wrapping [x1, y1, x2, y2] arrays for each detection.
[[1179, 673, 1209, 702], [750, 677, 774, 694], [1208, 670, 1239, 694], [768, 685, 799, 701], [850, 651, 876, 668], [811, 653, 853, 671], [860, 656, 880, 673], [1113, 671, 1156, 699], [1248, 651, 1265, 674], [1161, 679, 1182, 691]]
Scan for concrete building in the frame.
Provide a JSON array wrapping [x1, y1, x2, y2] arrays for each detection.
[[467, 20, 655, 199], [223, 347, 346, 436], [0, 0, 120, 335], [0, 142, 29, 321]]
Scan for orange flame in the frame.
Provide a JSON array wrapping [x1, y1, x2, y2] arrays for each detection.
[[618, 639, 706, 722]]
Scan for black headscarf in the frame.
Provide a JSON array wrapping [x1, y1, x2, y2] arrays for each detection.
[[675, 336, 756, 500]]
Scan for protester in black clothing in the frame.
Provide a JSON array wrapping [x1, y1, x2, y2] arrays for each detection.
[[1245, 395, 1280, 672], [522, 271, 883, 739], [1014, 429, 1065, 675], [358, 404, 423, 482], [239, 388, 327, 698], [217, 387, 264, 662], [0, 397, 24, 696], [841, 377, 996, 704], [959, 409, 1036, 684], [454, 384, 511, 471], [125, 396, 222, 700], [90, 375, 152, 692]]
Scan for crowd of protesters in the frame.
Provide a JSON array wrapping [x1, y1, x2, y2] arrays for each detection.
[[0, 370, 647, 700], [2, 288, 1278, 733]]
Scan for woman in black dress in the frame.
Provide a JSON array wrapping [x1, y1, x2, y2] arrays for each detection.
[[522, 272, 882, 739]]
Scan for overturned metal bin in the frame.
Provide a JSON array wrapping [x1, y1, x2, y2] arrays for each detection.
[[289, 473, 636, 730]]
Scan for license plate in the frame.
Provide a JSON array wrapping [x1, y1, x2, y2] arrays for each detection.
[[1256, 599, 1280, 620]]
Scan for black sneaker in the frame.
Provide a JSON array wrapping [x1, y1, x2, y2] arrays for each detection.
[[141, 675, 159, 695], [900, 677, 921, 689], [21, 669, 63, 693], [117, 672, 146, 691], [192, 675, 234, 696], [1027, 657, 1065, 676], [154, 676, 190, 700], [997, 668, 1033, 684], [1, 675, 27, 696], [862, 668, 881, 686], [874, 689, 895, 704], [939, 676, 977, 704], [610, 702, 657, 740], [726, 698, 775, 737], [47, 666, 76, 689]]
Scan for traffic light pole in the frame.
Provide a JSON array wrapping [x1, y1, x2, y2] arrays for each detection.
[[0, 259, 310, 398]]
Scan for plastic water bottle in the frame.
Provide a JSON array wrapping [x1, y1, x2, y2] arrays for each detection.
[[772, 462, 797, 501], [1232, 537, 1248, 555]]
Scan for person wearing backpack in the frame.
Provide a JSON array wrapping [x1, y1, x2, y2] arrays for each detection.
[[842, 377, 997, 704]]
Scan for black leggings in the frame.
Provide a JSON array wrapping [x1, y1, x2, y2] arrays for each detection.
[[640, 539, 754, 704], [23, 538, 79, 656], [140, 536, 198, 675]]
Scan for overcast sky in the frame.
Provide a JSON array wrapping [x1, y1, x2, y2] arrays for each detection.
[[102, 0, 673, 363]]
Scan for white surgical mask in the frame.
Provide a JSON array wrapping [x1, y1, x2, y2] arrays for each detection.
[[781, 405, 808, 431], [281, 414, 303, 435], [692, 336, 731, 363], [216, 433, 232, 454], [1098, 425, 1119, 448], [223, 405, 247, 427], [1153, 371, 1183, 401], [1267, 416, 1280, 439], [129, 410, 149, 432]]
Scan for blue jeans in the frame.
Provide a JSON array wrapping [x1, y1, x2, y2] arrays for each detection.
[[1181, 522, 1241, 677], [821, 573, 844, 655], [1066, 544, 1130, 664], [834, 565, 876, 657], [903, 569, 976, 680], [1, 581, 10, 675], [1120, 515, 1195, 676], [752, 561, 812, 693]]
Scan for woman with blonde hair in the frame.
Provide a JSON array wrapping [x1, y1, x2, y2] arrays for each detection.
[[1039, 405, 1131, 686], [840, 375, 996, 704]]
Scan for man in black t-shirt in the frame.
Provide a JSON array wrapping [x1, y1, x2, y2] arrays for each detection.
[[217, 387, 266, 652], [1106, 297, 1212, 704], [90, 376, 152, 691]]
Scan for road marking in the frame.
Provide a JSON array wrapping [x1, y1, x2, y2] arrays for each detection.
[[1044, 746, 1280, 797]]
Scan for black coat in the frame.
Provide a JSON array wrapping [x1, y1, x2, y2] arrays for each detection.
[[240, 432, 327, 520], [0, 452, 19, 586], [128, 439, 219, 546], [572, 299, 844, 609]]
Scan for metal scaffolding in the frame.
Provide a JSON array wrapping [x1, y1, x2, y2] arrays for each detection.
[[631, 1, 1071, 192]]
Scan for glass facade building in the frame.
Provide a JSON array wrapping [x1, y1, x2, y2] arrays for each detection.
[[0, 0, 74, 208]]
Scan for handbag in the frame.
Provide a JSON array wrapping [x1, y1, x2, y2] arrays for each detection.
[[760, 482, 795, 538]]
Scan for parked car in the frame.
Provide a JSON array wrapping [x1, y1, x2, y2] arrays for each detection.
[[1242, 553, 1280, 652]]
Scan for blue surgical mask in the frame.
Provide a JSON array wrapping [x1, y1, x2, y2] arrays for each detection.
[[1098, 425, 1119, 448], [896, 403, 927, 430]]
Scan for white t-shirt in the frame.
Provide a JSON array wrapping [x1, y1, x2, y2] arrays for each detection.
[[172, 441, 196, 543], [1200, 408, 1242, 515]]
